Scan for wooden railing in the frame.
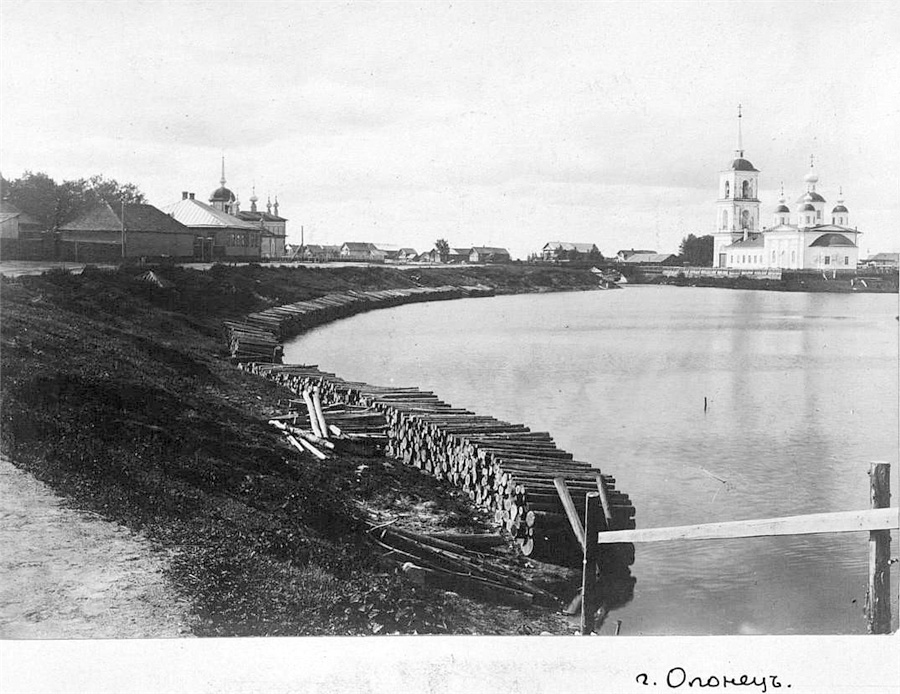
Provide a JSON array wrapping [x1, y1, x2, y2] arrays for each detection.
[[560, 462, 896, 635]]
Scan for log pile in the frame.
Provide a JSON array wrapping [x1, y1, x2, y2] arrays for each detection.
[[223, 285, 494, 363], [244, 362, 636, 568]]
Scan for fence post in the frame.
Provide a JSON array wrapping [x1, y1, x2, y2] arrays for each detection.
[[581, 492, 602, 635], [866, 462, 891, 634]]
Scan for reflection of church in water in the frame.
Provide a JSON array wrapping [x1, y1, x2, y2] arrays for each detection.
[[712, 108, 861, 270]]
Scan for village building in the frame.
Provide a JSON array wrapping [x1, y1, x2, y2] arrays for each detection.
[[56, 201, 195, 261], [616, 249, 656, 262], [469, 246, 511, 263], [620, 252, 676, 265], [712, 108, 861, 271], [862, 252, 899, 269], [162, 191, 261, 261], [541, 241, 599, 261], [0, 200, 43, 258], [339, 242, 386, 262]]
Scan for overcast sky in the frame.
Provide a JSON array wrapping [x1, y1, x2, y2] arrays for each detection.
[[2, 1, 898, 258]]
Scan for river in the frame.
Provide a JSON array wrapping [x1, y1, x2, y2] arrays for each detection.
[[284, 285, 899, 635]]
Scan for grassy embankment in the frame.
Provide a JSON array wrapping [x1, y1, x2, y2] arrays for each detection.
[[0, 263, 600, 636]]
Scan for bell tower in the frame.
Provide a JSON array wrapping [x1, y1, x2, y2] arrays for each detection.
[[713, 105, 761, 267]]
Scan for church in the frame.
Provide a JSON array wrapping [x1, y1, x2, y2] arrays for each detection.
[[711, 109, 861, 271]]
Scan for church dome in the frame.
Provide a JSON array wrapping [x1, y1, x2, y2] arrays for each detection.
[[210, 186, 235, 203], [801, 203, 816, 211], [775, 204, 790, 213], [796, 191, 825, 204], [832, 204, 848, 213], [804, 169, 819, 184], [730, 158, 758, 172]]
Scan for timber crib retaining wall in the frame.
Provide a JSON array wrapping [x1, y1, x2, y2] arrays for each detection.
[[223, 285, 495, 362], [242, 362, 636, 568]]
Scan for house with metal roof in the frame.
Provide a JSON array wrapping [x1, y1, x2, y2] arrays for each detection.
[[56, 201, 195, 262], [620, 252, 676, 265], [863, 252, 899, 268], [162, 192, 261, 261]]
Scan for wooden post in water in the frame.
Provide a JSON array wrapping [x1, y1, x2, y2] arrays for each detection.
[[581, 492, 602, 635], [866, 462, 891, 634]]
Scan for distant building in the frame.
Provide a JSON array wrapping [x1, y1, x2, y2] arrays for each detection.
[[542, 241, 599, 261], [56, 201, 195, 261], [469, 246, 511, 263], [448, 247, 471, 263], [0, 200, 43, 258], [616, 249, 656, 262], [863, 252, 899, 268], [620, 252, 676, 265], [712, 107, 861, 271], [340, 242, 386, 262], [297, 244, 337, 262], [397, 248, 418, 262], [162, 191, 261, 261]]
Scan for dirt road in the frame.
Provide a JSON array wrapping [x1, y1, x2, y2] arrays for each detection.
[[0, 458, 193, 638]]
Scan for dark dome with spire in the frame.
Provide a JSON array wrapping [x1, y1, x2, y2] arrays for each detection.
[[832, 204, 848, 213], [775, 204, 790, 213], [209, 186, 235, 203], [729, 158, 758, 172]]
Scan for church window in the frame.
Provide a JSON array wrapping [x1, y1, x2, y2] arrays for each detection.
[[824, 256, 830, 265], [724, 181, 730, 198], [721, 210, 729, 229], [817, 209, 822, 220], [741, 210, 750, 229], [742, 180, 751, 198], [844, 256, 849, 265], [791, 251, 795, 264]]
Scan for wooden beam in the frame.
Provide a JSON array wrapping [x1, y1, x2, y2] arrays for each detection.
[[866, 463, 891, 635], [581, 493, 602, 635], [553, 477, 585, 548], [594, 507, 900, 544]]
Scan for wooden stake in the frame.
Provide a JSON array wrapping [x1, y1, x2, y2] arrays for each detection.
[[301, 389, 323, 439], [581, 492, 602, 635], [312, 387, 329, 440], [553, 477, 585, 548], [866, 462, 891, 635]]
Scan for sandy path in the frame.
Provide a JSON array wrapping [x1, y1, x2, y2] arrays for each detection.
[[0, 458, 194, 638]]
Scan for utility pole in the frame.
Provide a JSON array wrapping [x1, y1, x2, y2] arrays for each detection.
[[121, 199, 126, 260]]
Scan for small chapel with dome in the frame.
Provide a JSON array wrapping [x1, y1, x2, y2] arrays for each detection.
[[711, 107, 861, 271]]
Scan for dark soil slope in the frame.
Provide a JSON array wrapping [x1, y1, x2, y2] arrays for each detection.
[[0, 264, 596, 635]]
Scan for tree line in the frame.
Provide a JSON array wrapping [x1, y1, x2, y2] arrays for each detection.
[[1, 171, 145, 231]]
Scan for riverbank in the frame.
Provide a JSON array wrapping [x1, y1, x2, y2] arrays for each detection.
[[0, 263, 603, 636]]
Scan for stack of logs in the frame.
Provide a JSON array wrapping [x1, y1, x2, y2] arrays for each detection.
[[223, 285, 494, 363], [244, 362, 635, 568]]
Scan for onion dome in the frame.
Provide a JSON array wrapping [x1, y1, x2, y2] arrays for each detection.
[[804, 169, 819, 185], [832, 187, 847, 213], [801, 203, 816, 211], [776, 204, 790, 213], [209, 186, 235, 203]]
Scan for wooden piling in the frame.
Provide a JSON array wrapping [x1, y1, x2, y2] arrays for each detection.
[[866, 462, 891, 635], [581, 492, 602, 635]]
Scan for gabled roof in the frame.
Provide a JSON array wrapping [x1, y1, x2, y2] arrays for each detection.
[[59, 202, 191, 234], [621, 252, 675, 263], [161, 198, 258, 230], [0, 200, 44, 227], [342, 242, 381, 252], [866, 252, 899, 262], [471, 246, 510, 255]]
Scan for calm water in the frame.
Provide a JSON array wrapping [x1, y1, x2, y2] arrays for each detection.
[[284, 286, 899, 635]]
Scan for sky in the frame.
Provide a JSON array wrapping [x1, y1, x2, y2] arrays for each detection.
[[1, 1, 898, 259]]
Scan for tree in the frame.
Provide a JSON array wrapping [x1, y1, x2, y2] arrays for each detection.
[[0, 172, 146, 230], [435, 238, 450, 262], [677, 233, 714, 266]]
